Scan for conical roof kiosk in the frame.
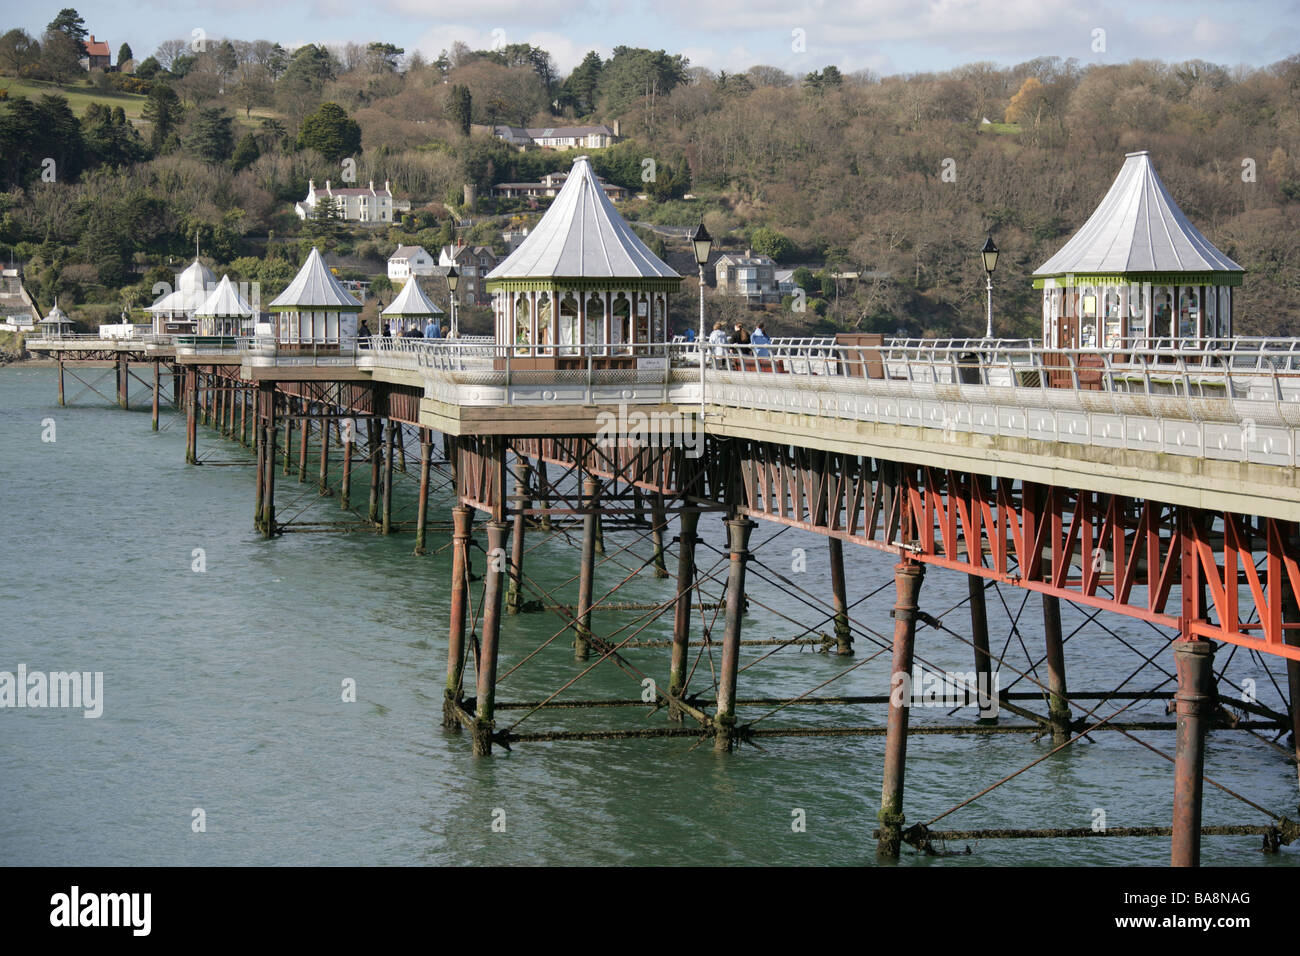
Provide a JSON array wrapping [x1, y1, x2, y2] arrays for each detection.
[[485, 155, 682, 369], [1033, 150, 1244, 351], [381, 275, 444, 334], [267, 247, 363, 350]]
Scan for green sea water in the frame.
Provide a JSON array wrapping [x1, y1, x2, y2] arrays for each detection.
[[1, 364, 1296, 867]]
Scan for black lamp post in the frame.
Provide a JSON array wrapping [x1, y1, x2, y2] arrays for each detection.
[[981, 234, 998, 339], [446, 265, 459, 337], [692, 221, 713, 416]]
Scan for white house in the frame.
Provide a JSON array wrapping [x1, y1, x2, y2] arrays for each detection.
[[492, 123, 621, 150], [295, 180, 395, 224], [387, 245, 436, 283]]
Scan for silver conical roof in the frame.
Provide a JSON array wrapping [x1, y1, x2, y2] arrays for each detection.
[[487, 156, 679, 280], [194, 274, 253, 317], [1035, 151, 1243, 276], [382, 277, 443, 317], [269, 248, 363, 309]]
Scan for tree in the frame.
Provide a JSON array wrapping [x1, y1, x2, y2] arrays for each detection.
[[135, 56, 160, 79], [184, 107, 235, 163], [0, 29, 40, 75], [153, 39, 185, 71], [366, 42, 403, 74], [449, 84, 472, 135], [40, 30, 83, 84], [231, 131, 260, 171], [1005, 76, 1046, 126], [142, 83, 183, 151], [562, 51, 602, 115], [750, 227, 793, 263], [214, 40, 238, 81], [297, 101, 361, 162], [117, 42, 132, 67], [46, 9, 87, 55]]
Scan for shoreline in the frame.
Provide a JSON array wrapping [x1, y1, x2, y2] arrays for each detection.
[[0, 357, 56, 367]]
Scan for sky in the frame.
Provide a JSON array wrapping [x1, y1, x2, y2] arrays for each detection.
[[3, 0, 1298, 77]]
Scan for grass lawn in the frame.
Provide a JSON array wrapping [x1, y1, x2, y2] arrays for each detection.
[[0, 76, 148, 120]]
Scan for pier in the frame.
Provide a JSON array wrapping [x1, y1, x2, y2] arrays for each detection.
[[24, 152, 1300, 867]]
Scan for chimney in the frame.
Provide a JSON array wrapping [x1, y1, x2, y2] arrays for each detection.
[[308, 179, 315, 191], [369, 180, 375, 191], [384, 180, 390, 193], [612, 119, 620, 137], [745, 248, 752, 257], [325, 180, 331, 192]]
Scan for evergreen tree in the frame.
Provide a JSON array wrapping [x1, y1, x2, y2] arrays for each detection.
[[142, 83, 183, 152], [449, 84, 471, 135], [297, 101, 361, 162], [117, 42, 132, 67], [45, 9, 88, 55], [562, 51, 603, 115], [231, 131, 260, 172], [184, 107, 235, 164]]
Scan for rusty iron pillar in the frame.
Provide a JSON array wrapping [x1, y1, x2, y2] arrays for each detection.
[[473, 520, 510, 755], [367, 419, 381, 525], [506, 460, 531, 613], [829, 537, 853, 655], [575, 476, 599, 661], [318, 410, 333, 497], [668, 508, 701, 721], [57, 358, 65, 406], [340, 419, 354, 511], [715, 517, 756, 752], [413, 428, 432, 553], [969, 574, 996, 724], [1042, 594, 1071, 744], [117, 355, 128, 410], [444, 505, 474, 729], [1171, 638, 1216, 867], [381, 419, 396, 534], [184, 369, 197, 465], [650, 498, 669, 579], [261, 421, 278, 538], [151, 362, 160, 431], [878, 560, 925, 859]]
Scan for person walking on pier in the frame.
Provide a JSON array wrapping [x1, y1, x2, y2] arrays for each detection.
[[751, 323, 771, 358], [708, 321, 729, 364], [358, 320, 372, 340], [424, 318, 440, 339]]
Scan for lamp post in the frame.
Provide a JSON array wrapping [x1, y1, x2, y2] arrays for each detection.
[[981, 234, 998, 340], [446, 265, 459, 338], [692, 221, 713, 418]]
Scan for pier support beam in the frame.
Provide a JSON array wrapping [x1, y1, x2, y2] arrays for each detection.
[[117, 356, 128, 409], [506, 460, 530, 613], [368, 419, 381, 525], [537, 460, 552, 531], [668, 509, 700, 721], [878, 561, 924, 859], [575, 477, 599, 661], [1042, 594, 1071, 744], [413, 428, 431, 553], [381, 419, 396, 534], [318, 409, 332, 496], [1171, 638, 1215, 867], [340, 419, 353, 511], [715, 517, 755, 752], [185, 369, 197, 465], [650, 497, 669, 579], [239, 385, 248, 446], [57, 359, 64, 406], [261, 420, 278, 539], [1283, 588, 1300, 791], [444, 505, 474, 729], [829, 537, 853, 655], [297, 410, 310, 482], [282, 406, 294, 476], [473, 521, 509, 755], [150, 362, 160, 432], [969, 574, 996, 723]]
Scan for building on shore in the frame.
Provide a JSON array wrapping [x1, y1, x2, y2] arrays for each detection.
[[491, 122, 620, 150], [294, 180, 395, 224], [1033, 150, 1244, 349]]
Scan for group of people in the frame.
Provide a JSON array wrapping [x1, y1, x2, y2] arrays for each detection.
[[357, 320, 451, 340], [702, 321, 772, 359]]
